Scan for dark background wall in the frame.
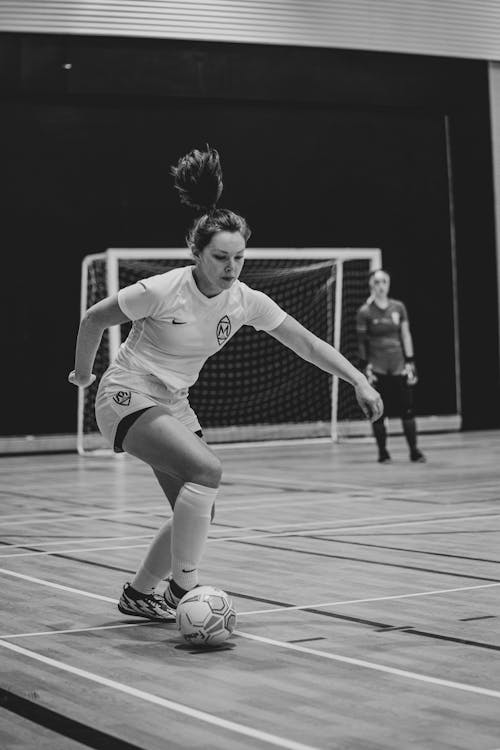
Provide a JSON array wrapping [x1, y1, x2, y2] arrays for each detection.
[[1, 33, 498, 436]]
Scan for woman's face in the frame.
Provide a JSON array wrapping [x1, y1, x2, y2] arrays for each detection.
[[193, 231, 246, 297], [370, 271, 390, 297]]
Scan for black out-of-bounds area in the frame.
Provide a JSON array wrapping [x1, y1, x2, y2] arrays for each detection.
[[0, 33, 498, 435]]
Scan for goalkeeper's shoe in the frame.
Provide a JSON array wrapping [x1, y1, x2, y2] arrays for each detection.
[[378, 449, 392, 464], [118, 583, 176, 621], [410, 449, 426, 463]]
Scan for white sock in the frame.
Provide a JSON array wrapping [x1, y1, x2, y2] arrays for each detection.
[[171, 481, 219, 591], [131, 518, 172, 594]]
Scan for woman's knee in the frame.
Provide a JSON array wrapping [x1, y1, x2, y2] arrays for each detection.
[[190, 453, 222, 488]]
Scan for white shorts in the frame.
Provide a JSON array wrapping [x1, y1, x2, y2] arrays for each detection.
[[95, 366, 201, 453]]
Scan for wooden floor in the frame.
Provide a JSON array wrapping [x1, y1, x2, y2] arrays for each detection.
[[0, 430, 499, 750]]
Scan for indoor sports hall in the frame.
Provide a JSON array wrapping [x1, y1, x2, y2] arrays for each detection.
[[1, 4, 500, 750]]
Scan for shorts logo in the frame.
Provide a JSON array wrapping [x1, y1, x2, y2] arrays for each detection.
[[216, 315, 231, 346], [113, 390, 131, 406]]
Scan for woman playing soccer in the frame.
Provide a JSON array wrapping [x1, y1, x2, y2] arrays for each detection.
[[69, 146, 383, 621], [356, 268, 426, 464]]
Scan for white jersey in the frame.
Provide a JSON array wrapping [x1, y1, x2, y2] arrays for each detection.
[[114, 265, 287, 392]]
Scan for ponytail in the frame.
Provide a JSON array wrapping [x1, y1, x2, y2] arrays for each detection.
[[171, 146, 223, 213], [171, 145, 251, 252]]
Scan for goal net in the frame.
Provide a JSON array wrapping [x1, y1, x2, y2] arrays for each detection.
[[78, 248, 381, 454]]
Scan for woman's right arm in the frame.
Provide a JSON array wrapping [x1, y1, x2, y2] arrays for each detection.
[[68, 294, 130, 388]]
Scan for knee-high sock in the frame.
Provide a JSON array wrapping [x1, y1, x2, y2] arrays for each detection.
[[172, 481, 219, 591], [132, 518, 172, 594], [402, 417, 418, 451], [372, 417, 387, 453]]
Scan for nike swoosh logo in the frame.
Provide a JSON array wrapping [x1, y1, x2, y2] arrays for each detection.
[[182, 568, 196, 573], [172, 320, 188, 325]]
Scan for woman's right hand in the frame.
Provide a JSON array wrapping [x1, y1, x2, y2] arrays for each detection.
[[354, 379, 384, 423], [68, 370, 96, 388]]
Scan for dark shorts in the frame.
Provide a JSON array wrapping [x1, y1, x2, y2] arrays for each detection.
[[373, 373, 414, 419], [114, 407, 203, 452]]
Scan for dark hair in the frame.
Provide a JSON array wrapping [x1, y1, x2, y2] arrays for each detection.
[[171, 146, 251, 252]]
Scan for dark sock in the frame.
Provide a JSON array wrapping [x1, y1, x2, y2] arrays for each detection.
[[127, 583, 151, 598], [402, 417, 418, 452], [372, 418, 387, 455], [169, 578, 188, 599]]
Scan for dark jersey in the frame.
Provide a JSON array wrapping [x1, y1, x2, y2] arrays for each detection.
[[356, 298, 408, 375]]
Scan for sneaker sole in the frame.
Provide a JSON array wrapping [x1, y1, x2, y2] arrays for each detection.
[[117, 602, 175, 622]]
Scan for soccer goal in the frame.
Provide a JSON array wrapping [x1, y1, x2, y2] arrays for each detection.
[[77, 247, 381, 454]]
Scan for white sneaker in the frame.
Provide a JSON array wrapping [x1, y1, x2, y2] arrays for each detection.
[[118, 583, 176, 621]]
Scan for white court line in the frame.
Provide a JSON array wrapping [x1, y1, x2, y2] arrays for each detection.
[[223, 472, 431, 497], [1, 510, 499, 559], [1, 568, 497, 632], [0, 568, 117, 602], [0, 534, 154, 549], [1, 581, 498, 641], [238, 582, 500, 616], [0, 505, 168, 526], [234, 507, 500, 531], [234, 631, 500, 700], [2, 499, 498, 530], [203, 510, 500, 545], [0, 621, 157, 639], [1, 504, 497, 546], [0, 544, 152, 559], [0, 640, 319, 750], [1, 626, 498, 720]]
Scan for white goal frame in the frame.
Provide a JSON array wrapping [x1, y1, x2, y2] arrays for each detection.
[[77, 247, 382, 455]]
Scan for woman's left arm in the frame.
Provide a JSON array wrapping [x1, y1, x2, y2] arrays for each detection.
[[400, 320, 414, 358], [268, 315, 383, 422], [400, 320, 419, 384]]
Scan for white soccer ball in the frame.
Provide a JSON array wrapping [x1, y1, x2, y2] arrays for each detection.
[[176, 585, 236, 647]]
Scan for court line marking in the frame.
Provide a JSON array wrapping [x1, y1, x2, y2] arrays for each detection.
[[1, 627, 498, 716], [223, 472, 431, 496], [0, 568, 117, 602], [233, 631, 500, 699], [1, 510, 499, 559], [0, 544, 154, 559], [206, 510, 500, 544], [1, 582, 499, 641], [0, 534, 155, 549], [238, 582, 500, 616], [0, 621, 158, 639], [0, 506, 169, 526], [0, 640, 320, 750], [0, 569, 498, 637], [1, 504, 498, 548], [2, 501, 499, 531]]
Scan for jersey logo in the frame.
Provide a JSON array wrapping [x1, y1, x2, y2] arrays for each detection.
[[216, 315, 231, 346], [113, 390, 131, 406], [391, 311, 400, 325]]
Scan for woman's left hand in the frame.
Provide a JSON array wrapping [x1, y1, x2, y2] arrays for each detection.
[[68, 370, 96, 388], [354, 380, 384, 422]]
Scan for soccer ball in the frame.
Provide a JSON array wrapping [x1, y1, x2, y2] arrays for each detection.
[[176, 585, 236, 647]]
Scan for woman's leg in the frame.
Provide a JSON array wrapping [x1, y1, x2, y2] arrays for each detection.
[[398, 378, 425, 461], [371, 375, 390, 462], [129, 471, 182, 594], [123, 406, 221, 597]]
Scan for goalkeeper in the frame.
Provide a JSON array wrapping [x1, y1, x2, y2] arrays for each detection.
[[356, 269, 426, 464], [68, 146, 383, 622]]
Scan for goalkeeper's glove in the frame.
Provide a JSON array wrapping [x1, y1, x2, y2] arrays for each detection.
[[359, 360, 378, 385], [403, 357, 418, 386]]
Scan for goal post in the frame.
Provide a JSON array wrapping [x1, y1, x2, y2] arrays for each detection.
[[77, 247, 381, 454]]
